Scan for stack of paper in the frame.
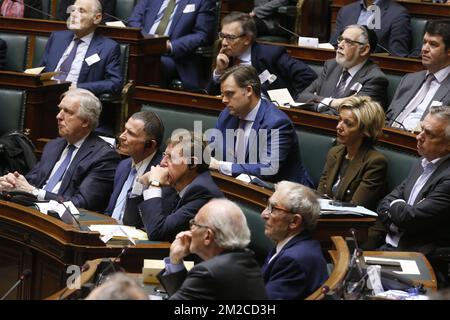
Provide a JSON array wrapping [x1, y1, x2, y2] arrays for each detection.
[[142, 259, 194, 284], [319, 199, 378, 217], [88, 224, 148, 243]]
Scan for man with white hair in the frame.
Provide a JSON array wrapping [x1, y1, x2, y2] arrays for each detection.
[[296, 24, 388, 114], [261, 181, 328, 299], [156, 198, 267, 300], [0, 89, 120, 211]]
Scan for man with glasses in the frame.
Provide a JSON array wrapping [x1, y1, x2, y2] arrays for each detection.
[[156, 198, 267, 299], [39, 0, 122, 96], [128, 131, 223, 241], [57, 0, 116, 23], [206, 11, 316, 98], [127, 0, 216, 90], [296, 24, 388, 115], [261, 181, 327, 300]]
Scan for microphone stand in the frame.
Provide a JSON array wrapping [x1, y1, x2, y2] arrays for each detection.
[[0, 270, 32, 300]]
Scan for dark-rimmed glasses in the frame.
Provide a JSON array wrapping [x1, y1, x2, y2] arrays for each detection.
[[218, 32, 245, 41], [337, 36, 366, 47]]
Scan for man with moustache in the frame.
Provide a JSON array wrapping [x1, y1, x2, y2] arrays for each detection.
[[296, 24, 388, 114], [0, 89, 120, 211], [40, 0, 122, 96]]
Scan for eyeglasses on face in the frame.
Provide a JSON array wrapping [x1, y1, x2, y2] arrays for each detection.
[[264, 201, 294, 215], [337, 36, 366, 47], [189, 218, 210, 230], [218, 32, 245, 41]]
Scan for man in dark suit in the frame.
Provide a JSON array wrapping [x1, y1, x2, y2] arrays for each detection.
[[127, 0, 216, 90], [207, 11, 316, 98], [378, 105, 450, 256], [57, 0, 116, 23], [40, 0, 122, 96], [296, 24, 388, 114], [386, 20, 450, 132], [261, 181, 327, 299], [105, 111, 164, 224], [330, 0, 411, 57], [209, 65, 314, 187], [157, 198, 267, 300], [249, 0, 291, 38], [129, 131, 223, 241], [0, 89, 120, 211], [0, 38, 6, 70]]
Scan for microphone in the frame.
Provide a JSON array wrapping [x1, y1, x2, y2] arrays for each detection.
[[385, 113, 408, 131], [57, 197, 82, 230], [0, 269, 32, 300], [11, 0, 55, 19], [376, 43, 392, 56], [95, 245, 131, 287], [276, 23, 301, 39], [102, 12, 128, 26]]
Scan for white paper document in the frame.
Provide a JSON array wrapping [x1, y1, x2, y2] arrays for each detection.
[[105, 21, 127, 28], [88, 224, 149, 243], [267, 88, 306, 108], [36, 200, 79, 215], [318, 199, 378, 217], [364, 256, 420, 275]]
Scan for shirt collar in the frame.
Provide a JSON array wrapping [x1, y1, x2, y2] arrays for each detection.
[[360, 0, 381, 9], [421, 157, 441, 169], [346, 60, 366, 78], [132, 151, 156, 175], [238, 46, 252, 64], [427, 65, 450, 84], [69, 133, 89, 149], [242, 99, 261, 122], [74, 32, 94, 45], [275, 232, 300, 254]]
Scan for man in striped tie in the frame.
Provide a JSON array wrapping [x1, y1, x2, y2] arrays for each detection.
[[0, 89, 120, 211]]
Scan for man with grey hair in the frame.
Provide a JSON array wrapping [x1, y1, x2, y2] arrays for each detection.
[[261, 181, 327, 299], [0, 88, 120, 211], [156, 198, 267, 299], [40, 0, 122, 96], [86, 272, 148, 300], [296, 24, 388, 114], [378, 106, 450, 256]]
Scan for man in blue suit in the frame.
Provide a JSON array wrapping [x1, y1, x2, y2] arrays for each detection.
[[207, 11, 317, 98], [330, 0, 411, 57], [129, 131, 224, 241], [105, 111, 164, 224], [209, 65, 314, 187], [127, 0, 216, 90], [0, 89, 120, 211], [261, 181, 328, 300], [40, 0, 122, 96]]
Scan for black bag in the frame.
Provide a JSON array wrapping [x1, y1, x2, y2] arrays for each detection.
[[0, 131, 37, 176]]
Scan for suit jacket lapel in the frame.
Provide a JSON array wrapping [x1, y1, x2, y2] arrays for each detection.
[[414, 155, 450, 204], [248, 101, 266, 161], [51, 32, 74, 72], [38, 139, 67, 187], [325, 63, 344, 96], [325, 146, 345, 196], [169, 0, 190, 35], [392, 71, 427, 120], [78, 33, 102, 82], [344, 60, 371, 96], [421, 74, 450, 120], [146, 0, 164, 31]]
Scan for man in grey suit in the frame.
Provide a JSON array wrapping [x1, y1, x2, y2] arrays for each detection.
[[386, 20, 450, 132], [249, 0, 291, 37], [296, 24, 388, 115]]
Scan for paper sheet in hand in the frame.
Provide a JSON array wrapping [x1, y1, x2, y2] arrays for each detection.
[[364, 256, 420, 275], [88, 224, 149, 242], [267, 88, 305, 108], [319, 199, 378, 217]]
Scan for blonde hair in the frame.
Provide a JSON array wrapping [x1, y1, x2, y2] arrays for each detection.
[[338, 96, 385, 142]]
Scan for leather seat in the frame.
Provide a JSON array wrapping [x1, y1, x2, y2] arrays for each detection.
[[385, 73, 403, 108], [0, 32, 29, 72], [0, 88, 27, 135], [115, 0, 137, 21]]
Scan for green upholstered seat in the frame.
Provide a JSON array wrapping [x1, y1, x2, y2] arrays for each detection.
[[41, 0, 52, 19], [411, 17, 428, 56], [115, 0, 137, 21], [0, 88, 27, 135], [141, 104, 218, 144], [375, 146, 418, 193], [385, 72, 403, 108], [0, 33, 29, 72], [297, 128, 335, 188], [307, 63, 323, 78], [32, 36, 49, 68]]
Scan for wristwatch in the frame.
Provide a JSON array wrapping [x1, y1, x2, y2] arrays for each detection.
[[31, 187, 39, 197], [150, 180, 161, 188]]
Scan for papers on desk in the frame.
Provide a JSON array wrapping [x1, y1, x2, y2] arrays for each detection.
[[267, 88, 306, 108], [36, 200, 79, 215], [363, 256, 420, 275], [105, 21, 127, 28], [319, 199, 378, 217], [88, 224, 148, 243]]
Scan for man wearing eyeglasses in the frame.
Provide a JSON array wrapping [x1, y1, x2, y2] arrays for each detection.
[[130, 131, 223, 241], [206, 11, 317, 98], [39, 0, 122, 96], [156, 198, 268, 299], [127, 0, 216, 90], [261, 181, 327, 300], [296, 24, 388, 115]]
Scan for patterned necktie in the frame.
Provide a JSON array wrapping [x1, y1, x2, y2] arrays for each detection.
[[44, 144, 76, 192], [332, 70, 350, 98], [54, 38, 82, 81], [112, 167, 137, 223], [155, 0, 177, 36]]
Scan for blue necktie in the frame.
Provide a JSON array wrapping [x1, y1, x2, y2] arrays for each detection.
[[44, 144, 76, 192], [112, 167, 137, 223], [54, 38, 82, 81]]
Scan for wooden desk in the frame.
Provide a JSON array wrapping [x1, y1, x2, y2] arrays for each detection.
[[0, 200, 170, 300], [0, 17, 167, 86], [0, 71, 70, 142], [132, 86, 419, 154]]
